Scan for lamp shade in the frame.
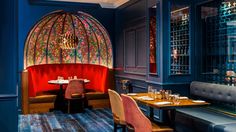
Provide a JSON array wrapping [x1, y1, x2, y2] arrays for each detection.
[[24, 10, 113, 69], [226, 70, 235, 77]]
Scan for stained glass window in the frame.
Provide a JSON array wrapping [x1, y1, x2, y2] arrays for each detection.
[[24, 10, 113, 68]]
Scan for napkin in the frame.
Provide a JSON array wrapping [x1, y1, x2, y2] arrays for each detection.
[[192, 100, 205, 103], [179, 96, 188, 99], [154, 101, 172, 105], [127, 93, 137, 96], [136, 96, 154, 101]]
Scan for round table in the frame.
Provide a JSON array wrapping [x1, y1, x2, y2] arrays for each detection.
[[48, 79, 90, 112]]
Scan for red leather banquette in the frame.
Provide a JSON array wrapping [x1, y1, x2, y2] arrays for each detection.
[[27, 64, 110, 97], [22, 64, 113, 114]]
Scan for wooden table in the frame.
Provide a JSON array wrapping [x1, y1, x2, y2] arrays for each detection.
[[129, 93, 209, 109], [127, 93, 209, 126]]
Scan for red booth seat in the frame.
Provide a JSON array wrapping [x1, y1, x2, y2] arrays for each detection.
[[27, 64, 111, 97]]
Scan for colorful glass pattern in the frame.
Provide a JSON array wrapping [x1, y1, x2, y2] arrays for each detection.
[[24, 10, 113, 68]]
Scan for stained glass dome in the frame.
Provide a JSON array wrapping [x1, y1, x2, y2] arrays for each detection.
[[24, 10, 113, 69]]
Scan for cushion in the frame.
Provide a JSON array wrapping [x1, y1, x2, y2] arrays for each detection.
[[85, 92, 109, 100], [214, 123, 236, 132], [71, 93, 84, 98], [29, 95, 56, 103], [175, 107, 236, 132], [177, 108, 236, 124], [190, 81, 236, 104]]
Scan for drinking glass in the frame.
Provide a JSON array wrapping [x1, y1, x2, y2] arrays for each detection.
[[68, 76, 72, 80], [152, 89, 157, 99], [173, 94, 180, 105], [148, 86, 153, 97], [156, 92, 162, 99], [165, 90, 172, 100]]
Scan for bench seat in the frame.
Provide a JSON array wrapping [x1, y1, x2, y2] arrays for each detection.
[[175, 81, 236, 132], [28, 95, 56, 113], [214, 123, 236, 132], [21, 64, 114, 114], [175, 107, 236, 132], [85, 92, 110, 108], [29, 95, 56, 103], [85, 92, 109, 100]]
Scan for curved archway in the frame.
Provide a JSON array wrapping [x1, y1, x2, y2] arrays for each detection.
[[24, 10, 113, 69]]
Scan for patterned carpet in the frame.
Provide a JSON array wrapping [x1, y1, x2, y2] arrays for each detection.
[[18, 108, 118, 132]]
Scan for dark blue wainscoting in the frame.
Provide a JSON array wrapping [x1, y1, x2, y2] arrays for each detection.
[[0, 0, 18, 131], [0, 96, 18, 131]]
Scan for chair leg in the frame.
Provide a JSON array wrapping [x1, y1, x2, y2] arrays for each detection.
[[68, 100, 70, 113], [122, 125, 126, 132], [114, 122, 117, 132], [126, 124, 134, 132], [81, 98, 85, 112]]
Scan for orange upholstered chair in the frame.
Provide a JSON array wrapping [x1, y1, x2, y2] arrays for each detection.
[[108, 89, 126, 132], [65, 79, 85, 113], [121, 94, 173, 132]]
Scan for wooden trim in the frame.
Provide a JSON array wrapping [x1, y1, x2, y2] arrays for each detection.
[[21, 70, 29, 114]]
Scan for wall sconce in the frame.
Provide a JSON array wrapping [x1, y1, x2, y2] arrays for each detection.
[[173, 49, 178, 60], [225, 70, 235, 86], [120, 79, 132, 93]]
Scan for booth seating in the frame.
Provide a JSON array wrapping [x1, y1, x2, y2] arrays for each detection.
[[175, 81, 236, 132], [21, 64, 114, 114]]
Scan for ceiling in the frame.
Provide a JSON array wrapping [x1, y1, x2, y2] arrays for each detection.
[[49, 0, 130, 8]]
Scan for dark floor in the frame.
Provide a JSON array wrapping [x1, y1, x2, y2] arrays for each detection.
[[18, 108, 119, 132]]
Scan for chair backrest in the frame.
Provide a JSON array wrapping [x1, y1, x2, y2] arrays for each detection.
[[121, 94, 152, 132], [65, 79, 84, 99], [108, 89, 125, 124]]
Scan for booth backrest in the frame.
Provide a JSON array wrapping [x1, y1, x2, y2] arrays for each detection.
[[27, 64, 112, 97], [190, 81, 236, 104]]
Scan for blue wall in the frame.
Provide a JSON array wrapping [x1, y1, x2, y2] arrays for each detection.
[[0, 0, 214, 130], [114, 0, 205, 96], [0, 0, 115, 130], [0, 0, 18, 131], [18, 0, 115, 110]]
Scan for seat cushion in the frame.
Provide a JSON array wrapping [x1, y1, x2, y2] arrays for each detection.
[[214, 123, 236, 132], [177, 108, 236, 124], [71, 93, 84, 98], [175, 107, 236, 132], [151, 122, 173, 132], [29, 95, 56, 103], [85, 92, 108, 100]]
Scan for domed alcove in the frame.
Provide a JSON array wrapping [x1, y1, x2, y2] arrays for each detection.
[[24, 10, 113, 69]]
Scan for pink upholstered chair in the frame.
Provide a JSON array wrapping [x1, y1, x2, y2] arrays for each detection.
[[108, 89, 126, 132], [65, 79, 85, 113], [121, 94, 173, 132]]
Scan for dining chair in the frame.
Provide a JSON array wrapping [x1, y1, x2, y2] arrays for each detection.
[[65, 79, 85, 113], [121, 94, 173, 132], [108, 89, 126, 132]]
